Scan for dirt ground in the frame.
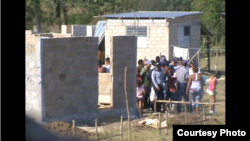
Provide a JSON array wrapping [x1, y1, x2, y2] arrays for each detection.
[[43, 112, 222, 141], [44, 55, 225, 141], [44, 121, 93, 140]]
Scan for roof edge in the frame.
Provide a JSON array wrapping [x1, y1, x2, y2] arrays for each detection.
[[96, 11, 204, 19]]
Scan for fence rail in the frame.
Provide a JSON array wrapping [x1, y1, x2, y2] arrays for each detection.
[[156, 100, 225, 106], [152, 99, 225, 135]]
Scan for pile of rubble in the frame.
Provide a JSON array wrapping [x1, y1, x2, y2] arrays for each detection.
[[138, 118, 167, 128]]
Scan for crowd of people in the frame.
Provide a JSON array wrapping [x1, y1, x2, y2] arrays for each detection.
[[136, 55, 221, 116], [97, 55, 221, 117], [98, 58, 111, 73]]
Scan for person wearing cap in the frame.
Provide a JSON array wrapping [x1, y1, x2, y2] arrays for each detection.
[[173, 58, 180, 71], [150, 60, 156, 70], [176, 57, 184, 69], [169, 59, 178, 72], [151, 61, 164, 112], [175, 57, 190, 113], [160, 55, 167, 65], [140, 60, 152, 109]]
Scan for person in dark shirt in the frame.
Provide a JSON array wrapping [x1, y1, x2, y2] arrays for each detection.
[[137, 59, 144, 72]]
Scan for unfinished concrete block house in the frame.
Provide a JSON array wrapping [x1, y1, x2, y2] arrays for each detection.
[[25, 11, 213, 123], [97, 11, 212, 62]]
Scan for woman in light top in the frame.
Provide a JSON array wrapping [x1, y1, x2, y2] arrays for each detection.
[[207, 72, 222, 113], [186, 67, 204, 113]]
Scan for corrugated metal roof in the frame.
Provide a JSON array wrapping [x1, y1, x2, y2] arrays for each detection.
[[94, 21, 106, 45], [99, 11, 204, 19]]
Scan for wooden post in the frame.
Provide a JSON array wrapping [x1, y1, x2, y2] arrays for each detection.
[[154, 93, 157, 113], [185, 105, 187, 125], [198, 52, 200, 68], [165, 111, 168, 135], [215, 49, 218, 73], [95, 118, 98, 140], [72, 119, 76, 138], [207, 37, 211, 72], [120, 115, 123, 141], [203, 107, 206, 125], [169, 98, 172, 111], [159, 112, 161, 135], [189, 99, 192, 113], [124, 67, 131, 141]]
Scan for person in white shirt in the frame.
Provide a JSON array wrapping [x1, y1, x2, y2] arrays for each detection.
[[105, 57, 111, 73], [175, 57, 190, 113], [189, 60, 201, 76], [150, 60, 156, 70]]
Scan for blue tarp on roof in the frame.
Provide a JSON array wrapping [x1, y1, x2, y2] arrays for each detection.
[[99, 11, 203, 19], [94, 21, 106, 45]]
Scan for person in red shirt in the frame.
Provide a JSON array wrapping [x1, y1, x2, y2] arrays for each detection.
[[167, 65, 177, 111], [98, 60, 103, 73]]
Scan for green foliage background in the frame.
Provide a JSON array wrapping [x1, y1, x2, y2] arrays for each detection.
[[25, 0, 225, 47]]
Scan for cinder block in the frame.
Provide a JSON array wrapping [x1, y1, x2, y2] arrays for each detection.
[[44, 74, 52, 83]]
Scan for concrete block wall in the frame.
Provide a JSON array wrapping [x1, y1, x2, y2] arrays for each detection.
[[105, 19, 169, 62], [26, 31, 139, 123], [105, 23, 126, 58], [111, 36, 137, 114], [72, 25, 86, 36], [87, 25, 96, 36], [41, 37, 99, 120], [25, 32, 44, 123], [71, 25, 96, 37], [52, 33, 72, 38], [98, 73, 112, 104], [61, 25, 72, 34], [169, 15, 201, 61], [26, 33, 100, 122], [137, 25, 169, 61]]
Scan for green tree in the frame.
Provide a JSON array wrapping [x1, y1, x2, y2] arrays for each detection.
[[26, 0, 42, 32], [191, 0, 225, 47], [52, 0, 77, 25]]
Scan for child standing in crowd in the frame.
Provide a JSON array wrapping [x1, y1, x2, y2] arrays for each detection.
[[136, 78, 145, 116], [207, 71, 221, 113]]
